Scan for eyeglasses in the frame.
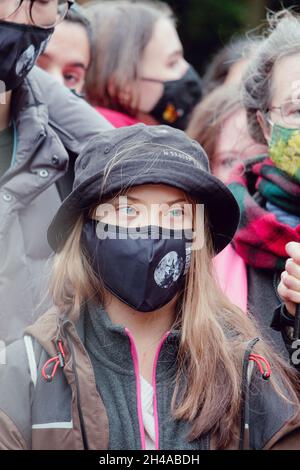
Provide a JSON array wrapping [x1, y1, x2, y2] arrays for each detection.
[[269, 99, 300, 129], [0, 0, 74, 29]]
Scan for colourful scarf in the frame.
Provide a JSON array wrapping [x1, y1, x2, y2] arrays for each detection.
[[228, 156, 300, 270]]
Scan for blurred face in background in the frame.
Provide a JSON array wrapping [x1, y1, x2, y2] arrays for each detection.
[[37, 19, 90, 93], [136, 17, 189, 113], [214, 108, 267, 182], [258, 53, 300, 143]]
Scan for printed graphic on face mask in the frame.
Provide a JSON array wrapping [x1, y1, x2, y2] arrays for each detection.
[[154, 251, 184, 288], [15, 45, 37, 77], [0, 21, 54, 91], [269, 123, 300, 180], [149, 65, 202, 130], [162, 103, 182, 124]]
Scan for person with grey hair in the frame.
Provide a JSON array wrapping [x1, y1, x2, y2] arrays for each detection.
[[216, 10, 300, 367]]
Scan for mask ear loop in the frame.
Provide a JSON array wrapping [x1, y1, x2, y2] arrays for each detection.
[[262, 112, 274, 146], [140, 77, 164, 84]]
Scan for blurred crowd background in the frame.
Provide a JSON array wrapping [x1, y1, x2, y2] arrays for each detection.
[[77, 0, 300, 74]]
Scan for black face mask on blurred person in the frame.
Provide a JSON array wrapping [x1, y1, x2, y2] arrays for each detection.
[[143, 65, 202, 130], [81, 219, 192, 313], [0, 20, 53, 91]]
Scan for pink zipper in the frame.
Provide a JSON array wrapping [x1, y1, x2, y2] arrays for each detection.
[[152, 330, 170, 450], [125, 327, 146, 450], [125, 327, 170, 451]]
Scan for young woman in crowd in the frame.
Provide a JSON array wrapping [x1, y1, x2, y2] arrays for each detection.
[[187, 84, 267, 182], [214, 11, 300, 362], [83, 0, 202, 129], [37, 5, 91, 94], [0, 124, 300, 450]]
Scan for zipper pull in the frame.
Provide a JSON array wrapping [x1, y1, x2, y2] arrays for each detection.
[[41, 338, 66, 382], [249, 353, 271, 380]]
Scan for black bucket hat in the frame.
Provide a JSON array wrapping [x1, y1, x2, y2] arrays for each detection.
[[48, 124, 240, 253]]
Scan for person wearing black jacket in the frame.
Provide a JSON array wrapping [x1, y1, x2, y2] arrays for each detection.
[[272, 242, 300, 368]]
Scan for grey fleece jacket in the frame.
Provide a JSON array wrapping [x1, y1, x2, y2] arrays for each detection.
[[84, 303, 209, 450], [0, 66, 112, 344], [1, 302, 300, 450]]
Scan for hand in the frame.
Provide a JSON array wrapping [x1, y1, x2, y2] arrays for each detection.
[[278, 242, 300, 316]]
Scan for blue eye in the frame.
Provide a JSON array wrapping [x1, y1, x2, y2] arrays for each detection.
[[119, 206, 137, 216], [170, 208, 184, 217]]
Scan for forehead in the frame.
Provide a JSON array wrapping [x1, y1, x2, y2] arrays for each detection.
[[112, 184, 188, 204], [142, 17, 182, 60], [271, 52, 300, 103], [45, 21, 90, 63]]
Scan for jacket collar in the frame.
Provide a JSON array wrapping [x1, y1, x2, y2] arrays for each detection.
[[82, 301, 181, 380], [11, 70, 49, 163], [11, 67, 67, 168], [25, 301, 181, 381], [1, 68, 68, 198]]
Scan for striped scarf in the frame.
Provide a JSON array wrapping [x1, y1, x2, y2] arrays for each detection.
[[228, 156, 300, 270]]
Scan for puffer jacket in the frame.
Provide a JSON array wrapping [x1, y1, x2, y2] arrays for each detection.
[[0, 303, 300, 450], [0, 66, 112, 344]]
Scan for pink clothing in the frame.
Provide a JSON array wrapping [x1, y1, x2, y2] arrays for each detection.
[[96, 107, 140, 128], [125, 327, 170, 451], [214, 244, 248, 312]]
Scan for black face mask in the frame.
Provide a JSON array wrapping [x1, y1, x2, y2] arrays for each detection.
[[0, 20, 54, 91], [81, 220, 192, 313], [144, 65, 202, 130]]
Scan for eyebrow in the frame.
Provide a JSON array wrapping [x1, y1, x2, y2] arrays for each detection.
[[65, 63, 87, 70], [40, 54, 87, 70]]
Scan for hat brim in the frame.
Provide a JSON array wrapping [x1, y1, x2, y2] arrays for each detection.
[[47, 169, 240, 254]]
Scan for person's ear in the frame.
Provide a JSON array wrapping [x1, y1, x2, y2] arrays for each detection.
[[257, 110, 271, 144]]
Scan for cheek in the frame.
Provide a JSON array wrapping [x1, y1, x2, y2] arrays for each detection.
[[137, 80, 163, 112]]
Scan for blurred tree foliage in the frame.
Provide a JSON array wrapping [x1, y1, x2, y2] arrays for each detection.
[[78, 0, 300, 75]]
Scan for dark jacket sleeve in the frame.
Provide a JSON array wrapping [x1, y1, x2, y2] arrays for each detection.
[[0, 338, 33, 449], [271, 304, 300, 370]]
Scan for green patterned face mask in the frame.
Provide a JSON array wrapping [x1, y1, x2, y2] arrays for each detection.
[[269, 122, 300, 181]]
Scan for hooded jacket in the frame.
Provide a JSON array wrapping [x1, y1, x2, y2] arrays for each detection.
[[0, 303, 300, 450], [0, 66, 112, 344]]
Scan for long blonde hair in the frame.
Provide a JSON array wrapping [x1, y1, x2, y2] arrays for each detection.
[[50, 145, 300, 449]]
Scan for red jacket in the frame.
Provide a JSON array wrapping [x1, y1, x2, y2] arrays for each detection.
[[96, 107, 141, 128]]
